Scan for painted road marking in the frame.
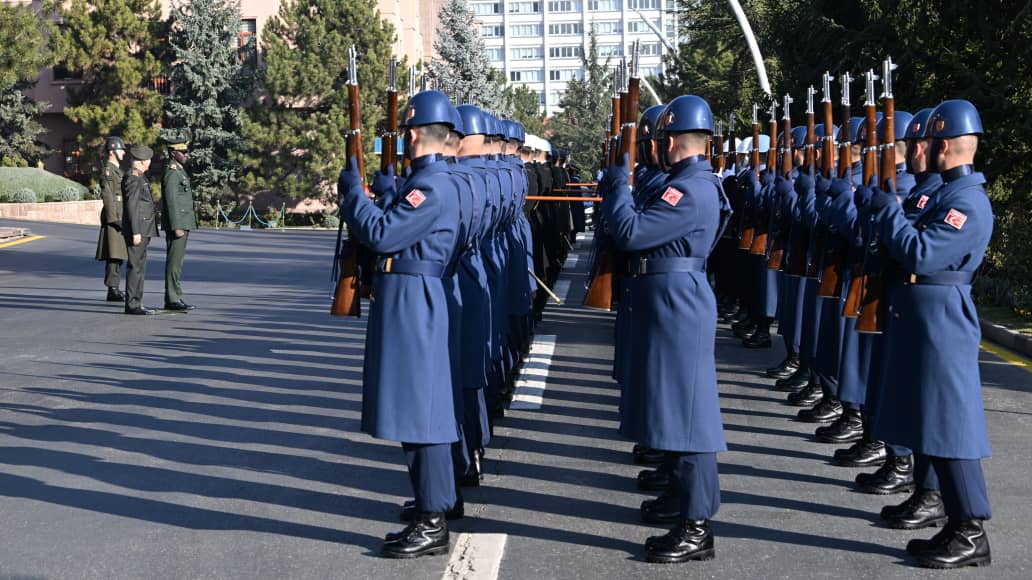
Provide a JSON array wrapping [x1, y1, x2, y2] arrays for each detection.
[[442, 533, 507, 580], [509, 335, 557, 410], [0, 235, 45, 249], [980, 340, 1032, 374]]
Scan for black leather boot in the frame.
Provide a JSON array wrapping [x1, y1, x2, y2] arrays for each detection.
[[766, 352, 800, 379], [742, 324, 772, 348], [637, 467, 674, 492], [775, 366, 811, 392], [834, 439, 887, 468], [855, 453, 915, 494], [786, 378, 821, 406], [633, 446, 667, 466], [906, 521, 957, 556], [641, 491, 681, 524], [381, 512, 450, 558], [882, 489, 947, 530], [106, 287, 125, 302], [644, 519, 715, 563], [397, 498, 464, 523], [815, 406, 863, 443], [797, 396, 842, 423], [732, 318, 756, 339], [916, 519, 991, 569], [457, 448, 483, 487]]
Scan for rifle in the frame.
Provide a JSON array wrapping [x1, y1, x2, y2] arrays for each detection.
[[842, 68, 880, 319], [402, 65, 417, 175], [608, 66, 623, 168], [749, 100, 777, 256], [808, 72, 835, 279], [726, 113, 737, 173], [382, 56, 398, 176], [714, 120, 725, 174], [331, 45, 366, 317], [785, 86, 817, 276], [817, 71, 854, 298], [856, 57, 897, 334], [737, 104, 760, 250], [767, 93, 793, 270]]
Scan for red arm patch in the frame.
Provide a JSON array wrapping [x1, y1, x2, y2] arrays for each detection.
[[944, 208, 967, 230], [405, 189, 426, 208], [660, 187, 683, 206], [916, 195, 929, 209]]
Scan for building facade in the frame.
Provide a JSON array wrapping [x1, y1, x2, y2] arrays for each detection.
[[470, 0, 675, 115]]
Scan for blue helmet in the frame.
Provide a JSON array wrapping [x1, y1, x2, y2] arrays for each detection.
[[403, 90, 454, 129], [455, 105, 486, 136], [877, 110, 913, 142], [502, 120, 522, 143], [905, 108, 935, 140], [449, 106, 465, 137], [485, 114, 505, 139], [790, 126, 808, 149], [514, 121, 526, 143], [927, 99, 983, 138], [637, 104, 666, 142], [658, 95, 714, 135]]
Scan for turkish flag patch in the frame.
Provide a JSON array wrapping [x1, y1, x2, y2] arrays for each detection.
[[944, 208, 967, 230], [661, 187, 683, 207], [917, 195, 929, 209], [405, 189, 426, 208]]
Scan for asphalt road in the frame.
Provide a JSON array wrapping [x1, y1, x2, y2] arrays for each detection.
[[1, 219, 1030, 580]]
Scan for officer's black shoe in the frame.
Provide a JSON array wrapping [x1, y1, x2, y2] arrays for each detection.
[[774, 367, 810, 392], [164, 301, 194, 311], [729, 305, 748, 323], [786, 380, 822, 406], [397, 498, 464, 524], [106, 287, 125, 302], [641, 491, 681, 524], [797, 397, 842, 423], [742, 330, 772, 349], [381, 512, 450, 559], [906, 521, 957, 556], [855, 453, 915, 494], [644, 519, 715, 563], [731, 319, 755, 339], [125, 306, 156, 315], [633, 447, 667, 466], [637, 468, 674, 492], [915, 520, 991, 569], [815, 406, 863, 443], [883, 490, 947, 530], [834, 439, 887, 467], [766, 353, 800, 379]]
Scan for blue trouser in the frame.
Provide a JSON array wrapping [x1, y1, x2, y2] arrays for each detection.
[[909, 452, 941, 491], [403, 442, 457, 513], [929, 457, 991, 520], [672, 452, 721, 520]]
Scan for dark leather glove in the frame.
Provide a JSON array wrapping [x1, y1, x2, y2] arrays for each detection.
[[795, 172, 815, 198], [853, 185, 874, 208], [371, 165, 396, 198], [599, 153, 630, 197], [338, 157, 364, 201], [827, 178, 852, 200], [870, 186, 895, 212], [814, 174, 832, 197], [774, 176, 794, 198]]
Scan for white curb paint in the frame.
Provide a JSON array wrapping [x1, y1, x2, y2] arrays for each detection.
[[442, 533, 508, 580], [509, 335, 557, 410]]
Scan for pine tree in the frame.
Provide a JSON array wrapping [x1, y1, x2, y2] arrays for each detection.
[[162, 0, 253, 220], [238, 0, 395, 201], [427, 0, 503, 111], [502, 84, 546, 136], [45, 0, 167, 172], [0, 3, 51, 166], [550, 31, 613, 173]]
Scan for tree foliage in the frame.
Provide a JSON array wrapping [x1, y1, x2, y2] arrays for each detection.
[[162, 0, 254, 220], [0, 3, 51, 166], [503, 84, 546, 137], [551, 31, 613, 174], [238, 0, 395, 201], [46, 0, 168, 171], [427, 0, 503, 111]]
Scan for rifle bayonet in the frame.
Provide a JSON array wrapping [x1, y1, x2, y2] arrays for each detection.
[[347, 45, 358, 86], [881, 56, 897, 100]]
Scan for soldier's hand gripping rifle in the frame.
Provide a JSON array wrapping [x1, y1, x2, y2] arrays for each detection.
[[737, 105, 760, 250], [382, 56, 399, 176], [817, 71, 854, 298], [842, 68, 880, 319], [749, 99, 778, 256], [331, 45, 366, 317], [767, 93, 793, 270], [856, 57, 898, 334]]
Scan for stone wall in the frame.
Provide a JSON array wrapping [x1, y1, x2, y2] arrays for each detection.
[[0, 200, 102, 226]]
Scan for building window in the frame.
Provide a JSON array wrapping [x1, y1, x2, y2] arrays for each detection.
[[511, 24, 543, 37], [508, 1, 541, 13], [486, 47, 504, 61], [549, 45, 583, 59], [638, 42, 662, 56], [510, 69, 543, 82], [549, 90, 565, 105], [238, 19, 257, 66], [537, 91, 546, 106], [627, 18, 660, 33], [547, 0, 580, 12], [592, 21, 622, 34], [548, 22, 582, 36], [482, 24, 504, 37], [598, 44, 623, 57], [549, 68, 582, 81], [62, 140, 83, 180], [629, 0, 658, 8], [510, 46, 544, 60], [587, 0, 621, 11], [472, 2, 501, 14]]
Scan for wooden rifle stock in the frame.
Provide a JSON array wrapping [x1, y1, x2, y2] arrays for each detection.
[[331, 47, 367, 317], [818, 72, 854, 298], [382, 57, 398, 175], [768, 95, 794, 271], [714, 128, 725, 174], [843, 69, 880, 319], [738, 109, 761, 250], [750, 103, 778, 256], [786, 88, 817, 277], [808, 76, 836, 279]]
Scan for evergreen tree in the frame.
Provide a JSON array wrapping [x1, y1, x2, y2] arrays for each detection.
[[426, 0, 503, 111], [502, 84, 546, 136], [0, 3, 51, 166], [550, 31, 613, 173], [238, 0, 394, 201], [162, 0, 254, 221], [45, 0, 168, 172]]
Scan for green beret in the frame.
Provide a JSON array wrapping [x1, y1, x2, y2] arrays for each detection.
[[129, 145, 153, 161]]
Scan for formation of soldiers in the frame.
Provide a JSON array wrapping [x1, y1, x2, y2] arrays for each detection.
[[94, 136, 197, 314], [336, 90, 578, 558]]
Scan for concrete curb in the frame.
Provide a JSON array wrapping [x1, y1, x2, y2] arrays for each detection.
[[981, 318, 1032, 358]]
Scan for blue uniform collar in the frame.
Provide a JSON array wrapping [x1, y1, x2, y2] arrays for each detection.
[[941, 164, 976, 183], [410, 153, 446, 169], [668, 154, 710, 175], [914, 172, 941, 187]]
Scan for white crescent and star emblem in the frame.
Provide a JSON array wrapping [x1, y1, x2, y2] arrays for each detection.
[[916, 195, 929, 209], [944, 208, 967, 230]]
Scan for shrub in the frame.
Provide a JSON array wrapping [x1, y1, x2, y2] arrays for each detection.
[[10, 188, 37, 203], [56, 187, 82, 201], [323, 214, 339, 229]]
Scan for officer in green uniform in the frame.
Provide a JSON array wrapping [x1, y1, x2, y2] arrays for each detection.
[[122, 145, 158, 315], [161, 137, 197, 311], [95, 136, 128, 302]]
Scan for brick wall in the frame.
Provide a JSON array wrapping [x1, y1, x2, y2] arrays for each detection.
[[0, 200, 103, 226]]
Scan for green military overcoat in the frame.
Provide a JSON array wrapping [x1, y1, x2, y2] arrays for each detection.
[[161, 160, 196, 232], [95, 161, 128, 261]]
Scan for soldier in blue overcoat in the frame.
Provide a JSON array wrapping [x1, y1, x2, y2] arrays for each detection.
[[337, 90, 466, 559], [602, 95, 728, 563], [869, 100, 994, 569]]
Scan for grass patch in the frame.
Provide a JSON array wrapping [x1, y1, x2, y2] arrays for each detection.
[[979, 305, 1032, 337], [0, 168, 88, 198]]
